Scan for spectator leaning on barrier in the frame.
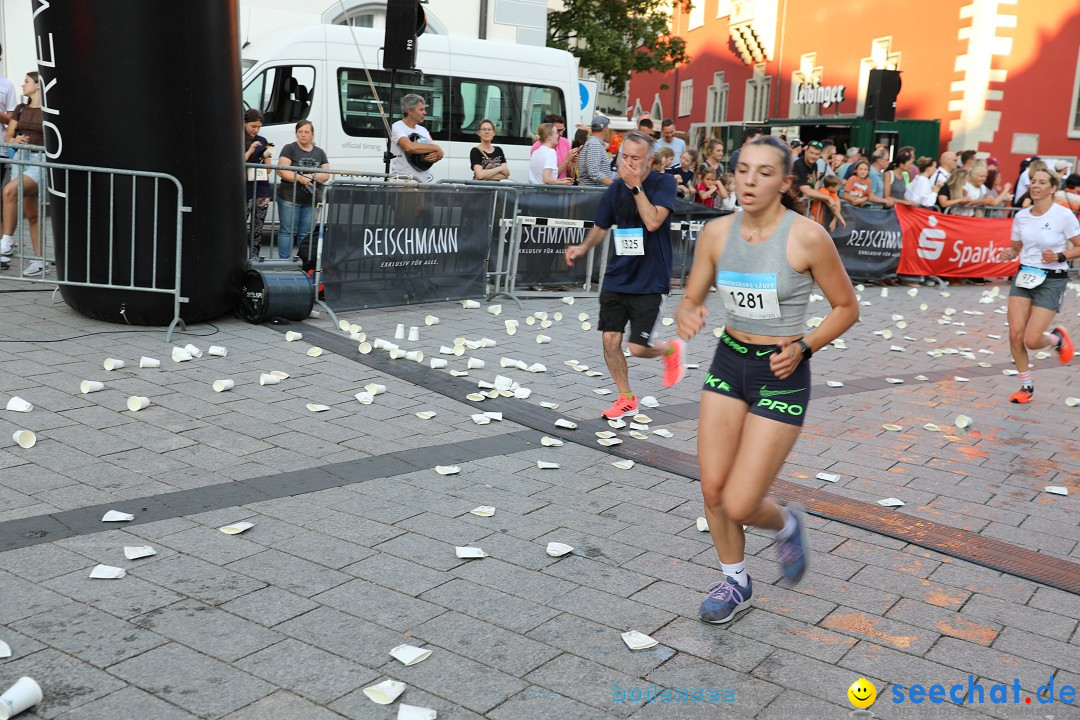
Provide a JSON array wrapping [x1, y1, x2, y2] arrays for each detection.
[[930, 150, 956, 189], [938, 168, 971, 212], [814, 175, 845, 231], [795, 141, 839, 221], [243, 109, 273, 259], [390, 93, 444, 183], [843, 160, 872, 207], [1, 72, 45, 276], [529, 123, 573, 185], [530, 113, 577, 180], [884, 151, 914, 206], [838, 146, 862, 180], [904, 156, 943, 208], [470, 119, 509, 181], [564, 130, 686, 420], [695, 166, 719, 208], [668, 148, 698, 199], [275, 119, 330, 260], [657, 118, 686, 159], [727, 127, 762, 173], [578, 115, 613, 187], [866, 149, 895, 209]]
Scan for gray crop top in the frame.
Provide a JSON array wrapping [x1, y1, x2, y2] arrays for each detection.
[[714, 209, 814, 336]]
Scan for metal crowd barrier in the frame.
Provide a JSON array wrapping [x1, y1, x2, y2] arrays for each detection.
[[0, 142, 189, 340]]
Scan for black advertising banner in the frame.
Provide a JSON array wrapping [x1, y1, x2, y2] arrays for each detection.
[[829, 206, 902, 281], [670, 199, 728, 281], [509, 186, 607, 288], [319, 184, 494, 310]]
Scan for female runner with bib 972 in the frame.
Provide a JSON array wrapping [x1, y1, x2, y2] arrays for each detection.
[[996, 167, 1080, 404], [675, 136, 859, 625]]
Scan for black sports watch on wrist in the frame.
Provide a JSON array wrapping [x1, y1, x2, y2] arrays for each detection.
[[630, 185, 642, 196], [1058, 252, 1068, 263], [797, 339, 813, 359]]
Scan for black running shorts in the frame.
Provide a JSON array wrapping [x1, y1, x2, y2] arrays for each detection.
[[702, 331, 812, 427], [597, 290, 665, 347]]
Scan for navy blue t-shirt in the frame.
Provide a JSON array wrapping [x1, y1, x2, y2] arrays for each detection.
[[594, 170, 677, 295]]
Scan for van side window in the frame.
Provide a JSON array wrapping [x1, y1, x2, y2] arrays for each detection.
[[242, 65, 316, 125], [338, 68, 447, 138], [452, 79, 565, 145]]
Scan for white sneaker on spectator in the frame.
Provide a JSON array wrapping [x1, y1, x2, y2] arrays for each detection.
[[0, 236, 12, 255], [22, 260, 43, 276]]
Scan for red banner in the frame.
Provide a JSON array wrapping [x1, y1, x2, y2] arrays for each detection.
[[896, 205, 1018, 278]]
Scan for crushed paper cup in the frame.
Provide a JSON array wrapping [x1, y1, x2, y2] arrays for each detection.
[[405, 350, 424, 363], [595, 431, 616, 439], [653, 429, 673, 438], [533, 311, 549, 321], [306, 347, 324, 358], [526, 363, 547, 373], [1066, 397, 1080, 407], [470, 506, 496, 517], [597, 438, 623, 447], [581, 321, 592, 331], [907, 287, 919, 297], [439, 345, 455, 355], [12, 430, 36, 449], [1045, 486, 1069, 496], [127, 396, 151, 412], [486, 304, 502, 316], [913, 375, 929, 381], [89, 564, 126, 579], [461, 299, 481, 309], [877, 498, 905, 508], [139, 356, 160, 368], [514, 387, 532, 399], [484, 411, 503, 421], [886, 378, 904, 384], [102, 510, 134, 522], [471, 414, 491, 425], [696, 517, 709, 532], [537, 460, 560, 469], [363, 679, 406, 705], [640, 396, 659, 408], [435, 466, 460, 475], [429, 358, 448, 369], [816, 472, 840, 483], [358, 342, 373, 354], [955, 415, 973, 428], [0, 641, 9, 659], [633, 414, 652, 424], [465, 340, 482, 350], [540, 436, 563, 447], [408, 327, 419, 342], [540, 402, 559, 409], [285, 331, 303, 342], [467, 358, 485, 370], [612, 459, 635, 469], [390, 644, 432, 666], [593, 388, 611, 396], [415, 411, 436, 420], [607, 419, 627, 429], [307, 404, 331, 413], [629, 431, 648, 440], [171, 347, 193, 363], [425, 315, 440, 326], [449, 370, 469, 377], [124, 546, 156, 560], [355, 392, 375, 404], [259, 373, 281, 386], [184, 344, 203, 358], [826, 380, 844, 388], [477, 381, 496, 390], [890, 345, 905, 353], [455, 546, 487, 558], [882, 424, 903, 432], [546, 542, 574, 557], [219, 521, 254, 534], [103, 358, 126, 371], [1002, 369, 1019, 376], [80, 380, 104, 394], [394, 324, 405, 340], [621, 631, 659, 650], [212, 379, 234, 393], [954, 376, 969, 382], [466, 393, 485, 402], [5, 396, 31, 413], [554, 419, 577, 429], [629, 422, 649, 431], [923, 423, 941, 432]]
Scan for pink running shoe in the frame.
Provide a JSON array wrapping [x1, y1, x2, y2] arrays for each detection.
[[662, 338, 686, 388]]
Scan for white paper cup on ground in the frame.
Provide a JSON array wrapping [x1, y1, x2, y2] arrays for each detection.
[[536, 334, 552, 344], [408, 327, 420, 342], [955, 415, 973, 429], [259, 373, 280, 386], [219, 521, 254, 534], [80, 380, 104, 394], [365, 383, 387, 396], [285, 331, 303, 342], [0, 676, 43, 718], [363, 679, 406, 705], [184, 344, 203, 358], [389, 644, 432, 666], [455, 546, 487, 558], [696, 517, 709, 532], [5, 396, 31, 413], [546, 542, 573, 557], [389, 349, 407, 359], [621, 631, 659, 650], [171, 347, 193, 362], [487, 304, 502, 316], [139, 356, 160, 368], [358, 342, 372, 354], [394, 324, 405, 339], [461, 299, 480, 309], [212, 379, 234, 393], [89, 564, 126, 579], [306, 347, 324, 357], [206, 346, 227, 357], [355, 392, 374, 405], [124, 546, 156, 560], [467, 358, 485, 370], [102, 510, 134, 522], [12, 430, 36, 449], [406, 350, 424, 363], [338, 319, 351, 331], [425, 315, 440, 326], [103, 358, 126, 371], [127, 396, 150, 412], [430, 358, 448, 369], [397, 705, 437, 720], [562, 296, 575, 305]]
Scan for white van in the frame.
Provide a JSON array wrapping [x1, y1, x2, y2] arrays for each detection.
[[241, 25, 583, 183]]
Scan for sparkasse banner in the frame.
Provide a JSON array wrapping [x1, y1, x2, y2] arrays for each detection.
[[896, 205, 1018, 278]]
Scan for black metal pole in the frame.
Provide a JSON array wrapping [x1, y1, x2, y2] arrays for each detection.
[[383, 68, 398, 178]]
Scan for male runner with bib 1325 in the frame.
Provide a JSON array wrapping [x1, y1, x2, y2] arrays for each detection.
[[566, 131, 686, 419], [675, 136, 859, 625]]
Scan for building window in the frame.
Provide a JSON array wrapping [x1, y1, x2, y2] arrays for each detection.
[[688, 1, 705, 30], [651, 93, 664, 122], [857, 37, 901, 117], [717, 0, 732, 17], [678, 80, 694, 117], [790, 53, 822, 120], [1071, 47, 1080, 138], [744, 63, 770, 122], [705, 72, 729, 124]]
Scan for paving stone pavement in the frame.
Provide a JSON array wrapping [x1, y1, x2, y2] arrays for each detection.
[[0, 276, 1078, 719]]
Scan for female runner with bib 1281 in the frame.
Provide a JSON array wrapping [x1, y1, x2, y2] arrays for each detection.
[[675, 136, 859, 625], [997, 167, 1080, 404]]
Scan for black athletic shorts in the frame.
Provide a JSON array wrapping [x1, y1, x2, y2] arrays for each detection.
[[702, 331, 812, 427], [598, 290, 665, 346]]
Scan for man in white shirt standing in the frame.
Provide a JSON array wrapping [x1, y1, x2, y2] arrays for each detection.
[[389, 93, 444, 182], [930, 150, 957, 189], [656, 119, 686, 159]]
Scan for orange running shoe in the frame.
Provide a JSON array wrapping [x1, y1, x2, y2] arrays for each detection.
[[1009, 386, 1034, 404], [1053, 326, 1073, 364], [602, 394, 638, 420], [662, 338, 686, 388]]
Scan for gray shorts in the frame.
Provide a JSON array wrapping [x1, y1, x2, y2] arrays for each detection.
[[1009, 274, 1068, 311]]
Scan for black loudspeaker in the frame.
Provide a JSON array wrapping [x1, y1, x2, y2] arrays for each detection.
[[383, 0, 427, 70], [864, 69, 902, 122]]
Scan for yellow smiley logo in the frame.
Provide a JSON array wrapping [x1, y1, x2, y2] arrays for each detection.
[[848, 678, 877, 709]]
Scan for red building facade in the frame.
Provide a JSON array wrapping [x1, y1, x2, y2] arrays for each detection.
[[628, 0, 1080, 176]]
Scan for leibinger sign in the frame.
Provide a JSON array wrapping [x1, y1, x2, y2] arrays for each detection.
[[793, 81, 845, 108]]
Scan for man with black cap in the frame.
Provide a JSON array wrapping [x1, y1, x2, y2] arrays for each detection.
[[578, 115, 614, 187]]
